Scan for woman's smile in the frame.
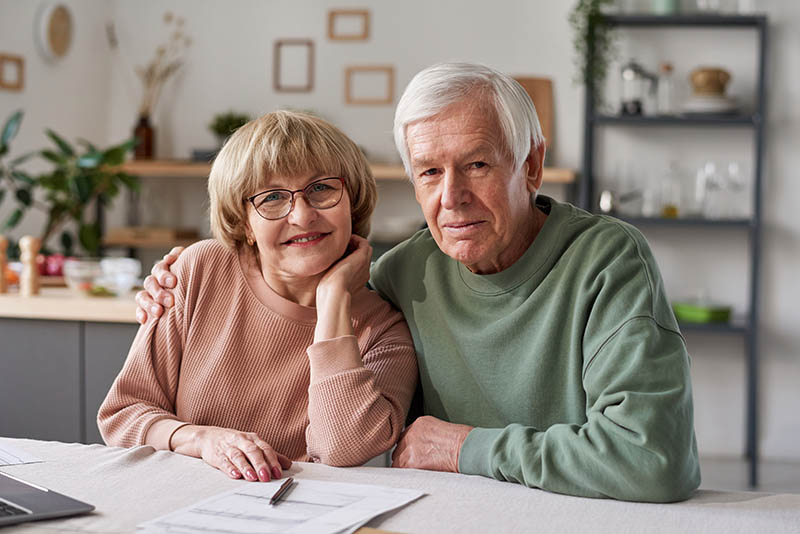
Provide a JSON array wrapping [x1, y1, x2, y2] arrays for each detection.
[[282, 232, 330, 247]]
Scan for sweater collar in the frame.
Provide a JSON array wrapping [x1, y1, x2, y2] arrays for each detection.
[[456, 195, 565, 295]]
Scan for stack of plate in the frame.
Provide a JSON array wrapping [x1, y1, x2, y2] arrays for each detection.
[[681, 94, 739, 115]]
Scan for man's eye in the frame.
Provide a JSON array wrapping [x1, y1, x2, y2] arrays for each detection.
[[420, 168, 438, 177], [470, 161, 487, 169]]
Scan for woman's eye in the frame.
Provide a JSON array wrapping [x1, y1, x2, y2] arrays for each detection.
[[310, 183, 331, 192], [263, 192, 283, 203]]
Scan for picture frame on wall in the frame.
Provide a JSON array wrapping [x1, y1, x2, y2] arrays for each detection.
[[273, 39, 314, 92], [0, 54, 25, 91], [327, 9, 370, 41], [345, 65, 394, 105]]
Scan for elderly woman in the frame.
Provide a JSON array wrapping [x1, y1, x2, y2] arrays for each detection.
[[98, 111, 417, 483]]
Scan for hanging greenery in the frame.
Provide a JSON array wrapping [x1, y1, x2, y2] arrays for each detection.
[[569, 0, 617, 107]]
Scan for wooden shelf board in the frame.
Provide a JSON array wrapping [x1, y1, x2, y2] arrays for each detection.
[[120, 160, 212, 178], [120, 160, 575, 184], [104, 237, 199, 248]]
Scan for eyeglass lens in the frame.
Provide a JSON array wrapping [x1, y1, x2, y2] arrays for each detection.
[[252, 177, 343, 220]]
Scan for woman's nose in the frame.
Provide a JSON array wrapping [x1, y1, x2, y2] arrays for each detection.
[[287, 194, 318, 226]]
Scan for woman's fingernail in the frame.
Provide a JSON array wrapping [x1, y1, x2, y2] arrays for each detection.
[[246, 469, 257, 481], [231, 469, 241, 478], [258, 468, 270, 482], [272, 467, 281, 480]]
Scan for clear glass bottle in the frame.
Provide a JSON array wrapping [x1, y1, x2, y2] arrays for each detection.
[[660, 161, 682, 218], [657, 62, 676, 115]]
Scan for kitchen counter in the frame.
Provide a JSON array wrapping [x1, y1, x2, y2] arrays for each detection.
[[0, 287, 137, 323]]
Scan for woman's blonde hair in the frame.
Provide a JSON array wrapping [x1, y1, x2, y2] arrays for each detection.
[[209, 110, 377, 249]]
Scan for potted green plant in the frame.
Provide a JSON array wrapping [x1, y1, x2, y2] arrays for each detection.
[[569, 0, 617, 107], [0, 110, 139, 257], [208, 111, 250, 146]]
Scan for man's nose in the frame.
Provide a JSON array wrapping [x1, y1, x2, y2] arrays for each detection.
[[440, 170, 470, 209], [287, 194, 318, 226]]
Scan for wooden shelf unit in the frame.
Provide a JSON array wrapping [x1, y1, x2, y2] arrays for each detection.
[[120, 159, 576, 184]]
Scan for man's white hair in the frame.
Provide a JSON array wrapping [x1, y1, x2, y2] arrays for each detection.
[[393, 62, 545, 177]]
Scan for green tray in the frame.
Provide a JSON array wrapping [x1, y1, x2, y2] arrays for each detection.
[[672, 301, 731, 324]]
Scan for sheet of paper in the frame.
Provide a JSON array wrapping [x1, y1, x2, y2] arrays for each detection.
[[0, 442, 43, 466], [138, 478, 423, 534]]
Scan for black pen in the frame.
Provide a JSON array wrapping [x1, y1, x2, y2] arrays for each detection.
[[269, 477, 294, 505]]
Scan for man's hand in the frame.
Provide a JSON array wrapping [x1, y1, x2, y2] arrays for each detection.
[[135, 246, 184, 324], [172, 424, 293, 482], [391, 416, 473, 473]]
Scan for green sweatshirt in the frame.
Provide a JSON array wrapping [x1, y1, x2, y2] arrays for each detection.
[[370, 196, 700, 502]]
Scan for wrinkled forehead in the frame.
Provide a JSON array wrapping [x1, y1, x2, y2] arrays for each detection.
[[405, 99, 508, 160]]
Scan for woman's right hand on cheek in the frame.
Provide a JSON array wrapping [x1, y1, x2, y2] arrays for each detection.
[[188, 426, 293, 482], [135, 246, 184, 324]]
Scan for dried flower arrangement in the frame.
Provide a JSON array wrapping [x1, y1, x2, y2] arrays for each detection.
[[135, 12, 192, 118]]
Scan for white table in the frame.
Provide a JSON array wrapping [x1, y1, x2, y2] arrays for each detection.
[[1, 437, 798, 533]]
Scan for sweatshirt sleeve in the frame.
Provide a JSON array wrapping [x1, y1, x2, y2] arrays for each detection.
[[304, 317, 417, 467], [97, 280, 187, 449], [458, 316, 701, 503]]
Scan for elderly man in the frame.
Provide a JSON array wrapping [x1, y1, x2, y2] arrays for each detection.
[[136, 63, 700, 502]]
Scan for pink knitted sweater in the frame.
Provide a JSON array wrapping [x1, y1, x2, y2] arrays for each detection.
[[98, 240, 417, 466]]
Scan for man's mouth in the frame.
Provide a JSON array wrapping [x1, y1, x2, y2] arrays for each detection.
[[443, 221, 484, 230]]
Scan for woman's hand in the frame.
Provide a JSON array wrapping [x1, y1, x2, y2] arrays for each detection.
[[135, 246, 184, 324], [316, 235, 372, 302], [173, 425, 292, 482]]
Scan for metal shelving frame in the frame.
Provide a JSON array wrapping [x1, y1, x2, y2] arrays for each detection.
[[579, 13, 768, 488]]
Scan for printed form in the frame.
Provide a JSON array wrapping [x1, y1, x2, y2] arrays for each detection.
[[138, 478, 424, 534]]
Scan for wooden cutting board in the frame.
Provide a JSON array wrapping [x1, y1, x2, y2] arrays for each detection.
[[513, 77, 553, 149]]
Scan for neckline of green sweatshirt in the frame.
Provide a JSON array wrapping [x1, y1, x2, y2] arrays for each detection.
[[456, 195, 567, 296]]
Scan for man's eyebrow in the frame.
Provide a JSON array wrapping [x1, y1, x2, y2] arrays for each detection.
[[411, 147, 493, 169]]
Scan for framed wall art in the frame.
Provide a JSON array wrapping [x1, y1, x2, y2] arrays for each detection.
[[345, 65, 394, 105], [273, 39, 314, 92], [328, 9, 370, 41], [0, 54, 25, 91]]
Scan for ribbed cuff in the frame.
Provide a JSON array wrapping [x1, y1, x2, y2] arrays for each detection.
[[306, 335, 360, 384], [458, 427, 503, 477]]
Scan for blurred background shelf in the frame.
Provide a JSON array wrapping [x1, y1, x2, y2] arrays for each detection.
[[610, 216, 753, 228], [120, 159, 576, 184], [592, 114, 758, 127]]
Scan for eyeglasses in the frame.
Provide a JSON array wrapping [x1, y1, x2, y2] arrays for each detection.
[[246, 177, 345, 220]]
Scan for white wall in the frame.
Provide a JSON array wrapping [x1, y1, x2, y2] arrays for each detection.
[[0, 0, 113, 243], [1, 0, 798, 461]]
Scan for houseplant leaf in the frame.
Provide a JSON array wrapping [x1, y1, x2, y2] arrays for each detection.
[[60, 231, 74, 256], [78, 222, 101, 255], [46, 129, 76, 157], [77, 152, 103, 169], [41, 149, 67, 165], [101, 144, 130, 166], [1, 110, 23, 149], [15, 188, 32, 206], [11, 170, 35, 185], [3, 208, 23, 231], [117, 172, 140, 193]]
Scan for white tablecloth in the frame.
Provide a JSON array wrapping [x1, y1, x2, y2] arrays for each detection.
[[1, 437, 798, 533]]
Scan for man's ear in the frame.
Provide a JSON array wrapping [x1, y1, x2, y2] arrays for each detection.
[[524, 140, 546, 194]]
